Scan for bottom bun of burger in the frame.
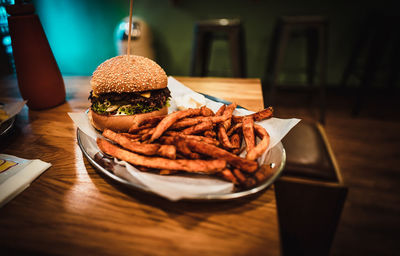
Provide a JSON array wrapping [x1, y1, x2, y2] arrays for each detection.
[[89, 105, 168, 132]]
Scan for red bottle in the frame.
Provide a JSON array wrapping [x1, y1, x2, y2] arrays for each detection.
[[6, 1, 65, 110]]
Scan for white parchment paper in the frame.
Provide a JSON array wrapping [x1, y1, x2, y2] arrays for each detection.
[[69, 76, 300, 201], [0, 100, 26, 125]]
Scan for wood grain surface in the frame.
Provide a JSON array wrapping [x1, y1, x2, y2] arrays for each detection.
[[0, 76, 280, 255]]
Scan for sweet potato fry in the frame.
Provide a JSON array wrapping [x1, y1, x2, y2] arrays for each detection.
[[217, 125, 237, 149], [137, 127, 154, 135], [127, 123, 143, 134], [128, 115, 165, 133], [198, 103, 237, 125], [242, 116, 255, 152], [141, 133, 152, 142], [159, 136, 201, 159], [97, 138, 226, 173], [200, 106, 214, 116], [215, 104, 226, 116], [140, 127, 155, 141], [169, 117, 205, 130], [157, 144, 177, 160], [232, 106, 273, 123], [135, 166, 153, 172], [231, 148, 242, 155], [209, 114, 231, 124], [182, 119, 213, 135], [221, 119, 232, 131], [204, 130, 216, 138], [222, 103, 237, 120], [220, 103, 235, 130], [150, 108, 202, 142], [246, 124, 270, 161], [163, 132, 220, 146], [227, 123, 242, 137], [244, 177, 257, 188], [219, 169, 239, 185], [170, 106, 234, 129], [253, 123, 269, 137], [128, 122, 155, 134], [159, 170, 179, 175], [185, 139, 258, 173], [254, 164, 274, 183], [232, 169, 247, 184], [157, 136, 174, 144], [170, 114, 232, 130], [103, 129, 176, 159], [176, 138, 201, 159], [230, 133, 241, 149], [120, 133, 141, 141], [140, 115, 166, 126]]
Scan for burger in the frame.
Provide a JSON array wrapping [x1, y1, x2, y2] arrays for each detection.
[[88, 55, 170, 132]]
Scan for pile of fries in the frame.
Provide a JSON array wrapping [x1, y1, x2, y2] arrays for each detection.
[[97, 103, 275, 189]]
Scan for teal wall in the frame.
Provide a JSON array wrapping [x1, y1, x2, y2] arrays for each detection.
[[32, 0, 396, 85]]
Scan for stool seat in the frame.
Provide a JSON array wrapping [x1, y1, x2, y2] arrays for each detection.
[[190, 18, 246, 78], [282, 121, 337, 182], [195, 18, 241, 29], [280, 15, 328, 25]]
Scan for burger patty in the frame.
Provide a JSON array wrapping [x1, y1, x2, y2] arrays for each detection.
[[89, 87, 171, 115]]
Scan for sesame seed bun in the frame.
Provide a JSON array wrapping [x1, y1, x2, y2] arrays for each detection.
[[91, 55, 168, 94], [88, 105, 168, 132]]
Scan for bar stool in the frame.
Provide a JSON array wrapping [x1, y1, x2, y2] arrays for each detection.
[[263, 16, 328, 124], [263, 16, 346, 256], [190, 18, 246, 78], [276, 121, 348, 255], [340, 14, 400, 116]]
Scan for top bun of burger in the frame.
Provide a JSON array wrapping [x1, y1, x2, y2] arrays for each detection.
[[91, 55, 168, 94], [89, 55, 170, 132]]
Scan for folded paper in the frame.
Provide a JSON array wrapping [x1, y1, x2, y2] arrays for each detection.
[[0, 154, 51, 207]]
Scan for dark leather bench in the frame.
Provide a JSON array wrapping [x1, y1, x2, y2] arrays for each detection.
[[276, 120, 348, 256]]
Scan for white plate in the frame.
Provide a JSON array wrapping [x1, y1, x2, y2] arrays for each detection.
[[77, 128, 286, 201], [0, 116, 15, 138]]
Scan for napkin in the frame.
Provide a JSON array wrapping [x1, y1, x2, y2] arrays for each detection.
[[0, 154, 51, 207], [69, 76, 300, 201]]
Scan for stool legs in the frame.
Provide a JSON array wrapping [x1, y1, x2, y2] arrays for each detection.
[[191, 30, 212, 77], [268, 24, 291, 107], [342, 15, 400, 116], [352, 26, 387, 116], [265, 18, 327, 124], [306, 28, 319, 120], [305, 25, 327, 124], [387, 33, 400, 90], [306, 28, 318, 88], [317, 25, 327, 124], [228, 28, 246, 78]]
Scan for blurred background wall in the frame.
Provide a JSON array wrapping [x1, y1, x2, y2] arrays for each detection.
[[1, 0, 397, 85]]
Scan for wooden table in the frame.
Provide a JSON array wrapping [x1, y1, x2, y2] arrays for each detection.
[[0, 76, 280, 255]]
